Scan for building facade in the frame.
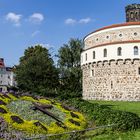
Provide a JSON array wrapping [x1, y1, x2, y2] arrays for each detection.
[[0, 58, 16, 92], [81, 4, 140, 101]]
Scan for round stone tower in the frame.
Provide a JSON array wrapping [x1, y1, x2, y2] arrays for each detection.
[[81, 4, 140, 101], [125, 4, 140, 22]]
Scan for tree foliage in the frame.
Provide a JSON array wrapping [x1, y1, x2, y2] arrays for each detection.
[[15, 45, 59, 94], [57, 38, 83, 95]]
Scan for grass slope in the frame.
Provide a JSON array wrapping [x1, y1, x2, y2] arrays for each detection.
[[89, 100, 140, 140], [90, 100, 140, 116]]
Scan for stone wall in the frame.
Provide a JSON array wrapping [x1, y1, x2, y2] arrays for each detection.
[[84, 27, 140, 50], [82, 59, 140, 101]]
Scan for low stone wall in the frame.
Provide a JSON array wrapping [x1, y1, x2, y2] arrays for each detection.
[[82, 59, 140, 101]]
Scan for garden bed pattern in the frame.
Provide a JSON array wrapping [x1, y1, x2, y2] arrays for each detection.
[[0, 93, 86, 135]]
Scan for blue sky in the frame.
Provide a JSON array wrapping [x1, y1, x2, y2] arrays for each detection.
[[0, 0, 140, 66]]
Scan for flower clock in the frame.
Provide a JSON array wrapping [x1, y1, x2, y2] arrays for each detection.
[[0, 93, 86, 136]]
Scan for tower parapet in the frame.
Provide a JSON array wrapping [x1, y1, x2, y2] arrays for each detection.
[[125, 4, 140, 22]]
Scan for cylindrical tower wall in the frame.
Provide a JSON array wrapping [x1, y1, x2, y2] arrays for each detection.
[[81, 22, 140, 101]]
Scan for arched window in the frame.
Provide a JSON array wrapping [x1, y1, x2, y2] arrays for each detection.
[[135, 12, 138, 19], [93, 51, 95, 59], [134, 46, 138, 55], [85, 53, 87, 61], [117, 47, 122, 56], [103, 49, 107, 57]]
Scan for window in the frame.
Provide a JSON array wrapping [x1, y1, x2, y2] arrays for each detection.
[[134, 46, 138, 55], [103, 49, 107, 57], [119, 34, 122, 37], [81, 55, 83, 63], [111, 81, 113, 89], [106, 36, 109, 39], [138, 67, 140, 75], [93, 51, 95, 59], [130, 12, 133, 18], [117, 47, 122, 56], [85, 53, 87, 61], [90, 69, 94, 77], [134, 32, 137, 36], [135, 12, 138, 19]]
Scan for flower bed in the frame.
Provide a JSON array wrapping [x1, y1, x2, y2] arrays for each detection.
[[0, 93, 87, 136]]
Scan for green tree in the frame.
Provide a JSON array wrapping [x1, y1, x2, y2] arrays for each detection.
[[57, 38, 83, 97], [15, 45, 59, 95]]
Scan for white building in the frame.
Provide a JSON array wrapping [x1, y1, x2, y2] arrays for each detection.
[[0, 58, 16, 92]]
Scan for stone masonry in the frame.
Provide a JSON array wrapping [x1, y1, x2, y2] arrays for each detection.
[[82, 59, 140, 101]]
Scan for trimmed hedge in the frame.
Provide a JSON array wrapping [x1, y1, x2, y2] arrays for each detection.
[[65, 98, 140, 131]]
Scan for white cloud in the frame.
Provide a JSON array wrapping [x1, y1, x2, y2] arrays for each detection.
[[31, 30, 40, 37], [39, 43, 54, 50], [5, 12, 22, 26], [30, 43, 53, 49], [79, 17, 91, 24], [65, 18, 77, 25], [65, 17, 92, 25], [29, 13, 44, 24]]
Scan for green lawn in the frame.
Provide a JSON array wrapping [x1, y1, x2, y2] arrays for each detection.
[[90, 100, 140, 116], [88, 100, 140, 140]]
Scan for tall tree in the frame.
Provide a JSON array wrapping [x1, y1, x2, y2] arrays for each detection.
[[57, 38, 83, 95], [15, 45, 59, 95]]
